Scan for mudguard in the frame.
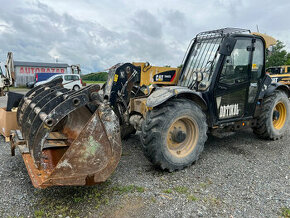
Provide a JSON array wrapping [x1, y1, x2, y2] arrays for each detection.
[[146, 86, 207, 110], [259, 75, 290, 99]]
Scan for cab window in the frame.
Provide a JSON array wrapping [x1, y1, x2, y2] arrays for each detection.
[[248, 39, 264, 103], [219, 39, 252, 85], [251, 39, 264, 81]]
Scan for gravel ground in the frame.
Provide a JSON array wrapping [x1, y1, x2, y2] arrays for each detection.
[[0, 95, 289, 217]]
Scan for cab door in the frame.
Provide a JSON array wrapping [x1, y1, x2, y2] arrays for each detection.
[[246, 38, 265, 115], [214, 38, 253, 122]]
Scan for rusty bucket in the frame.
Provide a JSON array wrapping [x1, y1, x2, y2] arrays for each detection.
[[10, 78, 121, 188]]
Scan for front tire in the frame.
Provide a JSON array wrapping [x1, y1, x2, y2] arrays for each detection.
[[141, 98, 208, 171], [253, 90, 289, 140]]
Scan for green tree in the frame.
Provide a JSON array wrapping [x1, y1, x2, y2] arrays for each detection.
[[286, 53, 290, 65], [266, 40, 288, 68]]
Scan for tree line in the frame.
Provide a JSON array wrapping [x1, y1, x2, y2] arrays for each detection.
[[266, 40, 290, 68], [81, 72, 108, 81]]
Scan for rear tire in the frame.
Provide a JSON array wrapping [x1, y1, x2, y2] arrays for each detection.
[[253, 90, 289, 140], [73, 85, 80, 91], [141, 98, 208, 171]]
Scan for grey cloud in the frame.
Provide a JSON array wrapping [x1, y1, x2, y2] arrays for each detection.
[[0, 1, 185, 73], [131, 10, 163, 38], [164, 10, 186, 29]]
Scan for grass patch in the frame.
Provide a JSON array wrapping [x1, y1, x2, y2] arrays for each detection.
[[136, 186, 145, 193], [112, 185, 145, 194], [83, 80, 105, 84], [163, 189, 173, 194], [33, 186, 107, 217], [34, 209, 45, 218], [174, 186, 188, 194], [199, 182, 207, 188], [187, 194, 198, 201], [73, 197, 83, 203], [203, 196, 222, 206], [281, 207, 290, 218], [33, 182, 143, 217]]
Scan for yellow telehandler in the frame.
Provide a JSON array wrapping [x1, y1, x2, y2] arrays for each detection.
[[10, 28, 289, 188]]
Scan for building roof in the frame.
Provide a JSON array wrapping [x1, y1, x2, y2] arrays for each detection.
[[14, 61, 69, 68]]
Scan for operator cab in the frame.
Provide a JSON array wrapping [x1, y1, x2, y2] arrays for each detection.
[[179, 28, 268, 125]]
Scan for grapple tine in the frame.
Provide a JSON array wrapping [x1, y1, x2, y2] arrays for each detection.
[[30, 93, 90, 165], [20, 85, 64, 134], [17, 78, 63, 124], [26, 85, 100, 151], [21, 88, 73, 138]]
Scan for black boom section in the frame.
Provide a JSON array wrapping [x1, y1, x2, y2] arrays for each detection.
[[104, 63, 140, 106]]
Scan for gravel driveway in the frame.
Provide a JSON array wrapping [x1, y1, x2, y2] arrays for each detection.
[[0, 96, 289, 217]]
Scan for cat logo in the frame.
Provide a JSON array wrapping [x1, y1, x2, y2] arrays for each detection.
[[219, 104, 239, 118], [155, 75, 164, 81]]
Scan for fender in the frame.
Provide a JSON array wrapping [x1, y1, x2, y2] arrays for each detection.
[[146, 86, 207, 110], [259, 75, 290, 99]]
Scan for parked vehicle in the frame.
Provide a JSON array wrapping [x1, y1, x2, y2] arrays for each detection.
[[26, 72, 62, 88], [34, 74, 82, 90]]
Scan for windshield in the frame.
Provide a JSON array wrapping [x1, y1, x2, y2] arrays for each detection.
[[179, 37, 222, 90]]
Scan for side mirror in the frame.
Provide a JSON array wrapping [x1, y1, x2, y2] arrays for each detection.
[[219, 37, 237, 56]]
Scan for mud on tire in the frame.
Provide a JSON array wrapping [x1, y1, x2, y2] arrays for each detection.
[[253, 90, 289, 140], [141, 98, 208, 171]]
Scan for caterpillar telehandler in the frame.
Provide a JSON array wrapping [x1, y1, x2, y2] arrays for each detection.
[[267, 65, 290, 86], [10, 28, 289, 188]]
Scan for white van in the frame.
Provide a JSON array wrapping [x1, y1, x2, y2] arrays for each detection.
[[34, 74, 83, 90]]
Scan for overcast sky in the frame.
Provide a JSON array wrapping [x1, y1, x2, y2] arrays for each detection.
[[0, 0, 289, 74]]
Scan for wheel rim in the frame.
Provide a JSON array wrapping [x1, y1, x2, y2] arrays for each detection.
[[272, 101, 287, 130], [166, 116, 199, 158]]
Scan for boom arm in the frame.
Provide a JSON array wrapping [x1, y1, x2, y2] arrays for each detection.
[[5, 52, 15, 86]]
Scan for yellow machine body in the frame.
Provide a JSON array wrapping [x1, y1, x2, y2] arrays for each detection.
[[267, 65, 290, 85], [132, 62, 181, 86]]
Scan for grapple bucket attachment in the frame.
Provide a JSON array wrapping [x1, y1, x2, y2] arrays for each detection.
[[11, 78, 121, 188]]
